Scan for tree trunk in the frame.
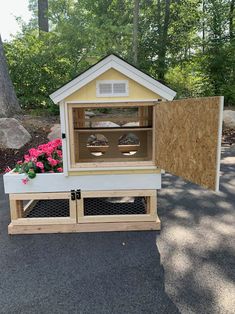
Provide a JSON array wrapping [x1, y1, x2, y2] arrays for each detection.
[[158, 0, 171, 82], [133, 0, 140, 66], [202, 0, 205, 53], [0, 36, 21, 118], [38, 0, 49, 33], [229, 0, 234, 41]]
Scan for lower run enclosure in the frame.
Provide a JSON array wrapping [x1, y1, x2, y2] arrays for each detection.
[[8, 190, 160, 234]]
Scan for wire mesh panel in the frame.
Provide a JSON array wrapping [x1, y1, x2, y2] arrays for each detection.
[[84, 197, 147, 216], [24, 199, 70, 218]]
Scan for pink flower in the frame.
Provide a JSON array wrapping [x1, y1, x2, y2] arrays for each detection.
[[53, 138, 62, 147], [22, 178, 29, 185], [56, 150, 62, 158], [36, 162, 44, 169], [17, 160, 23, 165], [37, 144, 53, 156], [47, 157, 58, 166], [45, 146, 54, 156], [24, 154, 30, 162], [57, 167, 63, 172], [29, 148, 41, 158], [4, 166, 11, 173]]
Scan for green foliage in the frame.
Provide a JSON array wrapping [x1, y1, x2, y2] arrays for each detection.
[[165, 60, 211, 98], [4, 31, 79, 110], [3, 0, 235, 110]]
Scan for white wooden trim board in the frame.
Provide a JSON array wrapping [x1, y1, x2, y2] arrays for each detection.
[[4, 173, 161, 194], [50, 54, 176, 103]]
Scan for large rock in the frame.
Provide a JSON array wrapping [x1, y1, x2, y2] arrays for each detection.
[[0, 118, 31, 149], [47, 111, 96, 140], [47, 124, 61, 141], [223, 110, 235, 129]]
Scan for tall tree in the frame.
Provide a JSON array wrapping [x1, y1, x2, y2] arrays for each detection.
[[229, 0, 234, 40], [0, 35, 21, 117], [202, 0, 206, 53], [133, 0, 140, 66], [158, 0, 171, 81], [38, 0, 49, 33]]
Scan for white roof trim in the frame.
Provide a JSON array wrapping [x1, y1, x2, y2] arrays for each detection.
[[50, 54, 176, 103]]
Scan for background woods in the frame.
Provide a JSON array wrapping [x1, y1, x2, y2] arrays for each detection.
[[3, 0, 235, 111]]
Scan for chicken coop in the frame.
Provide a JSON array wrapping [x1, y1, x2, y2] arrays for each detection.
[[4, 54, 223, 234]]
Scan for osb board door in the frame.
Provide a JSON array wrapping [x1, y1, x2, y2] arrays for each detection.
[[155, 96, 223, 191]]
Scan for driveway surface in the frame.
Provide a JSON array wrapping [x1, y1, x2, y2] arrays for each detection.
[[0, 146, 234, 314]]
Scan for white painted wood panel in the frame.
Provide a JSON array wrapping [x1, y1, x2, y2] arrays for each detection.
[[59, 101, 68, 176], [4, 173, 161, 194]]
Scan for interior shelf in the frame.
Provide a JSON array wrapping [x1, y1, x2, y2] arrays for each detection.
[[74, 127, 153, 132]]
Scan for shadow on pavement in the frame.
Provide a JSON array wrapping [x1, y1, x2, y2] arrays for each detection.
[[157, 146, 235, 313], [0, 176, 179, 314]]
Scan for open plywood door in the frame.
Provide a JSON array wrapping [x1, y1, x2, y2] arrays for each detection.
[[155, 96, 223, 191]]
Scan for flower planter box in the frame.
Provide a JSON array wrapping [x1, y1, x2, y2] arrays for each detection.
[[3, 171, 161, 194]]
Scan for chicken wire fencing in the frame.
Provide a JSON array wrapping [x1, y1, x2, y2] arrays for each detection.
[[84, 196, 148, 216], [22, 196, 148, 219], [24, 199, 70, 218]]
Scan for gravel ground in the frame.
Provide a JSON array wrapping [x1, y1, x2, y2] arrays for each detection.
[[0, 146, 234, 314]]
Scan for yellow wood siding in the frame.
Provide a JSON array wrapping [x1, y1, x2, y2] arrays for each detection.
[[65, 68, 162, 102]]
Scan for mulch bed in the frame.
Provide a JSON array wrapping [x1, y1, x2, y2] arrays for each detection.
[[0, 129, 49, 173], [222, 128, 235, 146], [0, 115, 58, 174]]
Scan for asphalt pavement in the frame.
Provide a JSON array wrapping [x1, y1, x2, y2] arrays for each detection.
[[0, 146, 234, 314]]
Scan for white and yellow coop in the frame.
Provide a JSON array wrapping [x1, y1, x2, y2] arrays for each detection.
[[4, 54, 223, 234]]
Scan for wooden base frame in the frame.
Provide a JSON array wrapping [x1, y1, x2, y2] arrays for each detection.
[[8, 190, 160, 235]]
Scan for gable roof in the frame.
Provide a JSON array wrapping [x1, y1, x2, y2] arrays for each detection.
[[50, 54, 176, 103]]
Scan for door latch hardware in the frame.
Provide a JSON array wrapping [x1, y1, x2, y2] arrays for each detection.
[[76, 189, 81, 200], [71, 190, 76, 201]]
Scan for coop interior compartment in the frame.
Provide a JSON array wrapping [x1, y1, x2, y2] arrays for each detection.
[[68, 105, 154, 167]]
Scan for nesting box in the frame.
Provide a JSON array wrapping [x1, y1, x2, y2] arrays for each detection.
[[4, 54, 223, 234]]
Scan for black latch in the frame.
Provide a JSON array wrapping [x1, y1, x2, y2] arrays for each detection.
[[62, 133, 66, 139], [71, 189, 76, 201], [76, 189, 81, 200]]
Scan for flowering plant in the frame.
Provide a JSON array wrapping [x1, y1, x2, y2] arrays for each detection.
[[11, 139, 63, 184]]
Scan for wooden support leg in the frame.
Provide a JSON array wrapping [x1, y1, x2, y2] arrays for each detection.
[[149, 190, 157, 217], [9, 196, 23, 220], [69, 199, 77, 222], [76, 198, 84, 223], [146, 190, 157, 217]]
